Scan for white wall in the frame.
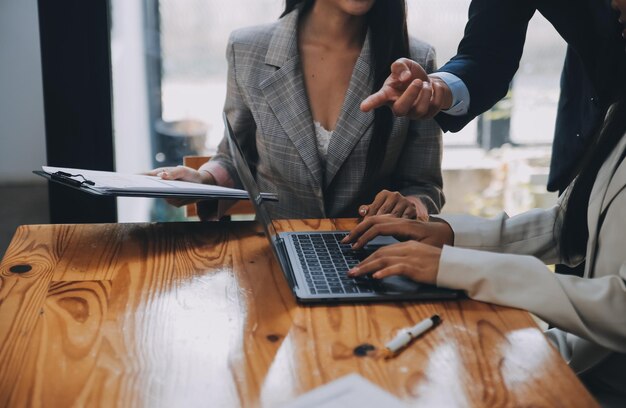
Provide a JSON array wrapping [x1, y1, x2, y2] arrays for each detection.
[[0, 0, 46, 184], [110, 0, 153, 222]]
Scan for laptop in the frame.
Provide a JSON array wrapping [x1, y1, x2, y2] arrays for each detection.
[[224, 112, 459, 303]]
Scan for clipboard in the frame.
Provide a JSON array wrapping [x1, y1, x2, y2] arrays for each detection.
[[34, 166, 278, 202]]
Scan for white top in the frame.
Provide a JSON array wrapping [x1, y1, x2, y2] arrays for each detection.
[[313, 121, 333, 165]]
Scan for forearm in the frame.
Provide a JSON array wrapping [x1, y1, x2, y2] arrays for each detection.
[[438, 247, 626, 353], [438, 206, 568, 265]]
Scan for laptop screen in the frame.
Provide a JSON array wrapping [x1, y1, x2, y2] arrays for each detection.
[[223, 112, 279, 242]]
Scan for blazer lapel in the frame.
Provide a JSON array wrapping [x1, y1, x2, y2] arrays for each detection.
[[585, 135, 626, 272], [324, 33, 375, 187], [259, 10, 323, 193], [599, 139, 626, 214]]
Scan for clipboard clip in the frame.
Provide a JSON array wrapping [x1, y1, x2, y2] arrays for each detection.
[[51, 171, 96, 187]]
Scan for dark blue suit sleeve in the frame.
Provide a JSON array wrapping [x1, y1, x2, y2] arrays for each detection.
[[434, 0, 536, 132], [434, 0, 625, 134]]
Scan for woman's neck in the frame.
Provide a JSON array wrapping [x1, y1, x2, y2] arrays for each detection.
[[299, 3, 367, 50]]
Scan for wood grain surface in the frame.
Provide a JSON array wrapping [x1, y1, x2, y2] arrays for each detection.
[[0, 219, 597, 407]]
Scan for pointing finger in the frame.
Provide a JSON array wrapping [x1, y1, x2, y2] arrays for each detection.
[[361, 88, 393, 112]]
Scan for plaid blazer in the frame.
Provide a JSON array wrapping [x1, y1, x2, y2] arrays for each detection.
[[210, 9, 444, 219]]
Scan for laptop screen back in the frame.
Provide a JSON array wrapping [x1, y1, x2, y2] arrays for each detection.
[[223, 112, 278, 242]]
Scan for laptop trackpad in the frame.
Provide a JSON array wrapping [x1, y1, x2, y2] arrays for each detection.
[[375, 275, 423, 294], [363, 235, 400, 248]]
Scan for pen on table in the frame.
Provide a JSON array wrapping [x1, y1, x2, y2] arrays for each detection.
[[384, 314, 441, 358]]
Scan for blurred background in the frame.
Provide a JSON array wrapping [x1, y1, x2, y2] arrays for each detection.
[[1, 0, 566, 256]]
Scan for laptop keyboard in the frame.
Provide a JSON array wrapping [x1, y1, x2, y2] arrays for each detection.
[[292, 233, 377, 295]]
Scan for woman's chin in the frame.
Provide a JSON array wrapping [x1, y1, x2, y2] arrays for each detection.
[[341, 0, 376, 16]]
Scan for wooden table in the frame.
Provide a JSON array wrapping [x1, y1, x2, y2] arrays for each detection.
[[0, 219, 596, 407]]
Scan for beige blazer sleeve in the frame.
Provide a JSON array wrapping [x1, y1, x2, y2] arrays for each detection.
[[438, 204, 568, 265], [436, 202, 626, 355]]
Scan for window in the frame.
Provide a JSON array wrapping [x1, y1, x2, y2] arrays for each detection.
[[159, 0, 283, 153]]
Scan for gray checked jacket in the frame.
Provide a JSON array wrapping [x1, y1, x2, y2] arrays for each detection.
[[208, 9, 444, 219]]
